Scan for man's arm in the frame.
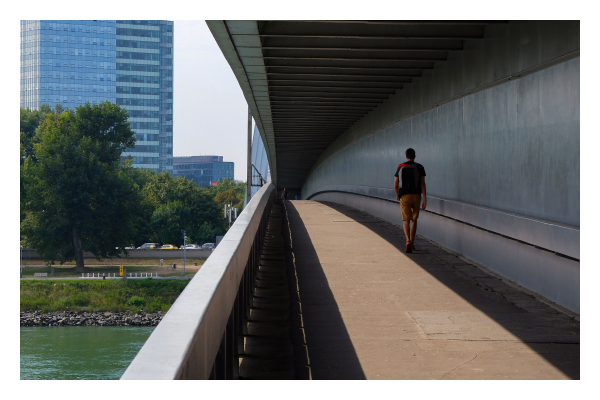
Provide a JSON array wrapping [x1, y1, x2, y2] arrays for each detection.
[[394, 176, 400, 201], [420, 176, 427, 209]]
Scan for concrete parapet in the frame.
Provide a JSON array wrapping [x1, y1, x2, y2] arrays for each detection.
[[121, 183, 276, 379]]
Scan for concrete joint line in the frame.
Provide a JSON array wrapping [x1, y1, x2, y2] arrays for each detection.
[[440, 353, 477, 380]]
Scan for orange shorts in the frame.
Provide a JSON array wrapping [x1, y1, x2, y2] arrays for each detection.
[[400, 194, 422, 221]]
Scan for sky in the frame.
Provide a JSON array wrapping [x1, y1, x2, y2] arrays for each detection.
[[173, 21, 251, 181]]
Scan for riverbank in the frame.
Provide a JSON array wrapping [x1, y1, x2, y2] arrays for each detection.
[[21, 310, 163, 327], [20, 257, 206, 279], [21, 279, 190, 314]]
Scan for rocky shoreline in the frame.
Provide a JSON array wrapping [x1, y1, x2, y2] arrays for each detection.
[[20, 310, 164, 327]]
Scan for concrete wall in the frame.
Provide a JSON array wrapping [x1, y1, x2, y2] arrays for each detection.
[[301, 22, 580, 313]]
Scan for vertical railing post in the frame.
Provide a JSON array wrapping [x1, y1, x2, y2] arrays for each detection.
[[247, 241, 254, 320], [209, 361, 215, 379], [241, 260, 248, 336], [237, 278, 245, 353], [215, 330, 226, 379], [225, 307, 235, 379]]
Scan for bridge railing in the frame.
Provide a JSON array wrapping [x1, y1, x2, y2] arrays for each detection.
[[121, 183, 275, 379]]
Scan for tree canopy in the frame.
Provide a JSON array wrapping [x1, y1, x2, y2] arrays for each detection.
[[20, 102, 242, 267], [142, 172, 226, 246], [20, 104, 60, 164], [212, 178, 245, 210], [21, 102, 141, 271]]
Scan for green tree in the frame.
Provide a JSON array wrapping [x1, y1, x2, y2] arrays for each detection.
[[212, 178, 246, 199], [215, 188, 243, 210], [150, 201, 193, 245], [20, 105, 57, 225], [20, 104, 63, 164], [21, 102, 140, 272], [142, 173, 226, 246], [121, 164, 157, 247]]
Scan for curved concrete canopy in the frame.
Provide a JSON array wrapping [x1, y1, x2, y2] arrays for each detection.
[[207, 20, 578, 191], [206, 20, 505, 189]]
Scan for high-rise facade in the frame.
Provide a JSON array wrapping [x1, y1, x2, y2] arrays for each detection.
[[20, 20, 174, 173], [172, 156, 235, 187]]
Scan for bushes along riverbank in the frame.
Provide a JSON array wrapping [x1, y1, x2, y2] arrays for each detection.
[[20, 279, 189, 314]]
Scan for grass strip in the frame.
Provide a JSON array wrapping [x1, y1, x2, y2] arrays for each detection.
[[21, 279, 190, 313]]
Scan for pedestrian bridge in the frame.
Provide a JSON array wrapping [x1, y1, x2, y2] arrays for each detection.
[[122, 20, 579, 379]]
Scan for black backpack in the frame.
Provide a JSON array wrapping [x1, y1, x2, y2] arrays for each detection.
[[397, 162, 420, 195]]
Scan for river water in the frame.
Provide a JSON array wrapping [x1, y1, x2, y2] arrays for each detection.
[[20, 326, 154, 380]]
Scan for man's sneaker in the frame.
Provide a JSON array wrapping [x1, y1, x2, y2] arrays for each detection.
[[405, 241, 412, 253]]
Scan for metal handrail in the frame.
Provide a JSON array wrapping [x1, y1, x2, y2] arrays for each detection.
[[251, 163, 265, 187], [121, 183, 275, 379]]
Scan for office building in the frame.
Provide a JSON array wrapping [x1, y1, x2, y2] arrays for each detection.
[[20, 20, 174, 173], [173, 156, 234, 187]]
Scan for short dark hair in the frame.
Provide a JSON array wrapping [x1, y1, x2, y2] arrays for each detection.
[[405, 148, 416, 159]]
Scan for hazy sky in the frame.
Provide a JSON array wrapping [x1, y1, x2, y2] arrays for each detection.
[[173, 21, 251, 181]]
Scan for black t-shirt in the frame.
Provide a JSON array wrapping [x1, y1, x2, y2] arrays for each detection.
[[394, 161, 426, 194]]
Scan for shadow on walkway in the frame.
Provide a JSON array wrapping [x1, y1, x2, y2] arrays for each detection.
[[309, 201, 580, 380], [283, 202, 367, 380]]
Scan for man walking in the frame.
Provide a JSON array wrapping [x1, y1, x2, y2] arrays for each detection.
[[394, 148, 427, 253]]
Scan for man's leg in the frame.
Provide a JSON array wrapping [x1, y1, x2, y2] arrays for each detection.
[[410, 219, 417, 250], [400, 196, 413, 253], [403, 220, 411, 243], [403, 220, 412, 253]]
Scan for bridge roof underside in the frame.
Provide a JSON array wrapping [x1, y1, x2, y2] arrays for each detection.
[[207, 20, 504, 189]]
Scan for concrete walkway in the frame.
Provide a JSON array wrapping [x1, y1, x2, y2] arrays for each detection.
[[284, 200, 579, 380]]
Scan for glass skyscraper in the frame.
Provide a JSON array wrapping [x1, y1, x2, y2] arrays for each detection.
[[20, 20, 174, 173], [173, 156, 235, 187]]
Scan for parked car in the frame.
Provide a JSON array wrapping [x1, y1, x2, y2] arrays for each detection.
[[160, 244, 178, 250], [138, 243, 160, 249], [183, 244, 201, 249], [202, 243, 216, 250]]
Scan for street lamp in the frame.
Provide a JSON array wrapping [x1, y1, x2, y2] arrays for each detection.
[[224, 203, 238, 229], [181, 229, 186, 275]]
